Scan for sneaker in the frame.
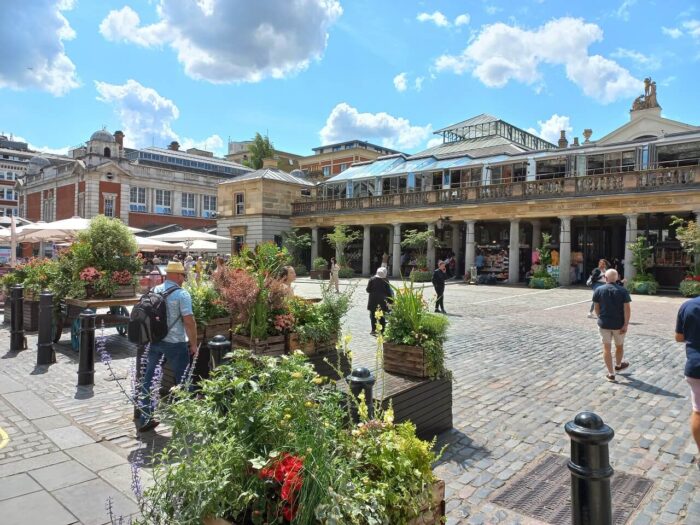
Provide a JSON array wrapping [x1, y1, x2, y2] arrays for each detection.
[[138, 420, 160, 433], [587, 313, 596, 319], [605, 374, 616, 382], [615, 361, 630, 372]]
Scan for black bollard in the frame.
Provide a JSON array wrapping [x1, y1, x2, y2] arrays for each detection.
[[347, 367, 376, 422], [36, 290, 56, 365], [10, 284, 26, 351], [77, 310, 97, 386], [208, 335, 232, 369], [565, 411, 614, 525]]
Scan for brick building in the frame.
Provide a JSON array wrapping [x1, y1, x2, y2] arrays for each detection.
[[298, 140, 402, 179]]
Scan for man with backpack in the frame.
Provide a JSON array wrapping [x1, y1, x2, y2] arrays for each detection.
[[136, 261, 197, 432]]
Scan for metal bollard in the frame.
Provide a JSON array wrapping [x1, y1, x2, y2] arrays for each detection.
[[77, 310, 97, 386], [208, 335, 232, 369], [36, 290, 56, 365], [10, 284, 26, 351], [565, 411, 614, 525], [347, 367, 376, 422]]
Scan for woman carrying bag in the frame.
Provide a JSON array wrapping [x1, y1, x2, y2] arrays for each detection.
[[587, 259, 609, 318]]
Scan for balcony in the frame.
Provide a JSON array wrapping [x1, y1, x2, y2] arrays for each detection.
[[291, 167, 697, 217]]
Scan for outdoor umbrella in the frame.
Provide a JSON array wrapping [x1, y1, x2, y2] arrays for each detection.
[[135, 237, 182, 252], [148, 229, 229, 243], [184, 239, 217, 252], [19, 216, 143, 237]]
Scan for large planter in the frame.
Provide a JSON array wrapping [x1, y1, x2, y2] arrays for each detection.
[[630, 279, 658, 295], [3, 300, 10, 325], [230, 333, 286, 356], [383, 342, 429, 378], [410, 270, 432, 283], [287, 332, 350, 380], [529, 276, 557, 289], [197, 317, 232, 346], [23, 298, 39, 332], [309, 269, 330, 280], [112, 284, 137, 298], [680, 279, 700, 297]]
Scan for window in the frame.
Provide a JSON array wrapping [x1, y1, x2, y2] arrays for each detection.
[[339, 163, 348, 172], [155, 189, 172, 214], [203, 195, 217, 218], [103, 194, 115, 217], [234, 193, 244, 215], [42, 195, 53, 221], [322, 166, 331, 177], [300, 188, 311, 197], [129, 187, 146, 212], [182, 192, 196, 216]]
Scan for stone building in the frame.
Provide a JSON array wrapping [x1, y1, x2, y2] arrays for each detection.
[[0, 135, 31, 218], [19, 130, 251, 238], [291, 82, 700, 288], [216, 160, 314, 255], [299, 140, 402, 179]]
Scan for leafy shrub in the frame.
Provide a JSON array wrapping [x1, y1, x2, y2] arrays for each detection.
[[680, 278, 700, 297], [184, 277, 228, 326], [312, 257, 328, 271], [629, 276, 658, 295], [294, 265, 309, 277], [337, 267, 354, 278], [410, 270, 432, 282], [529, 276, 557, 289], [21, 257, 59, 295]]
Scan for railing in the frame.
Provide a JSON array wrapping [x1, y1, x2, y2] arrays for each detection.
[[291, 167, 698, 216]]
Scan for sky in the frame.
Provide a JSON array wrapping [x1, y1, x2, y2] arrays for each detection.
[[1, 0, 699, 158]]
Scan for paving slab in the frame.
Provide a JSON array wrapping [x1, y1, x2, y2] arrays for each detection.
[[0, 450, 70, 478], [0, 472, 42, 501], [33, 414, 72, 431], [29, 459, 97, 491], [65, 442, 127, 472], [98, 462, 153, 503], [0, 489, 77, 525], [44, 425, 96, 449], [4, 389, 58, 420], [53, 478, 138, 525], [0, 374, 24, 394]]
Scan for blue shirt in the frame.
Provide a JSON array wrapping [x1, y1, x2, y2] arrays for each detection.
[[154, 280, 193, 344], [592, 283, 631, 330], [675, 297, 700, 379]]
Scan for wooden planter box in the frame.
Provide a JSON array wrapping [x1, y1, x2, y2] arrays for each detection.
[[309, 269, 330, 280], [197, 317, 232, 346], [203, 480, 445, 525], [23, 298, 39, 332], [287, 332, 350, 379], [3, 300, 11, 325], [230, 333, 286, 356], [383, 342, 429, 378], [112, 284, 137, 298]]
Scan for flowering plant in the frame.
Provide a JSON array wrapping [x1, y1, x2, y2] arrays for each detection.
[[258, 453, 304, 522], [273, 313, 295, 333], [79, 266, 102, 283], [111, 269, 133, 285]]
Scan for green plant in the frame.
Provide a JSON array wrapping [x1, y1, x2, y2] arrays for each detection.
[[337, 267, 354, 278], [185, 277, 229, 326], [282, 229, 311, 268], [629, 278, 659, 295], [323, 226, 362, 267], [242, 132, 275, 170], [672, 216, 700, 275], [19, 257, 59, 295], [628, 235, 654, 276], [293, 265, 308, 277], [528, 276, 557, 289], [312, 257, 328, 271], [409, 270, 432, 282], [401, 229, 442, 271], [680, 279, 700, 297]]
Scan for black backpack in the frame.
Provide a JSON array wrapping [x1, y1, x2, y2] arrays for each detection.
[[128, 286, 181, 345]]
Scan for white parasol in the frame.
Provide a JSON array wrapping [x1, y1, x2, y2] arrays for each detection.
[[149, 229, 228, 243]]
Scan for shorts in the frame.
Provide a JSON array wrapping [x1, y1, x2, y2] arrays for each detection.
[[687, 376, 700, 412], [598, 327, 625, 346]]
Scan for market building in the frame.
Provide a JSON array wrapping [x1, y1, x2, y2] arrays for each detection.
[[298, 140, 403, 179], [17, 130, 252, 251], [290, 80, 700, 288]]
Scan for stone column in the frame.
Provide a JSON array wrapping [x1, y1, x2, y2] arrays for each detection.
[[464, 220, 476, 273], [392, 223, 402, 278], [508, 219, 520, 283], [362, 225, 371, 276], [559, 216, 572, 286], [624, 214, 638, 281], [427, 222, 436, 270], [531, 220, 541, 251], [451, 223, 460, 256], [388, 226, 394, 275], [310, 227, 319, 263]]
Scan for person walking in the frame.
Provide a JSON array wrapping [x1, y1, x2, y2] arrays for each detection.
[[329, 257, 340, 293], [433, 260, 448, 314], [366, 266, 392, 335], [139, 261, 198, 432], [674, 296, 700, 466], [587, 259, 609, 318], [592, 268, 631, 382]]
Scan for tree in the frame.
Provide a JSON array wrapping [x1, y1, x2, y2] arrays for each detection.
[[282, 229, 311, 267], [244, 132, 274, 169], [400, 228, 441, 270], [628, 235, 654, 277], [672, 216, 700, 275], [323, 225, 362, 266]]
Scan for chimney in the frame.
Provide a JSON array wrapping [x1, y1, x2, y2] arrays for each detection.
[[572, 137, 580, 147], [168, 141, 180, 151], [262, 157, 278, 169], [583, 129, 593, 144], [114, 130, 124, 149], [558, 130, 568, 149]]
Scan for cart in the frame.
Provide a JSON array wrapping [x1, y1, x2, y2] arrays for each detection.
[[58, 297, 140, 350]]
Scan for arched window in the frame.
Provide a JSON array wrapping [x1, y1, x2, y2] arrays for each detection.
[[104, 147, 111, 157]]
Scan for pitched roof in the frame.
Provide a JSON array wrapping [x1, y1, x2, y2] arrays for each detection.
[[410, 135, 529, 159], [228, 168, 315, 186], [434, 114, 500, 134]]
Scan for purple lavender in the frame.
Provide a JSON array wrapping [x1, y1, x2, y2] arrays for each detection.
[[96, 324, 111, 366], [130, 450, 144, 502], [149, 355, 165, 410]]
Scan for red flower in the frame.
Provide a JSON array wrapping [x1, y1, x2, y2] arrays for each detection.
[[257, 453, 304, 521]]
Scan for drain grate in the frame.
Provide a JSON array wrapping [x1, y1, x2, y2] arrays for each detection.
[[489, 453, 653, 524]]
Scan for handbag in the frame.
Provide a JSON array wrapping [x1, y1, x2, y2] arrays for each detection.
[[586, 275, 593, 287]]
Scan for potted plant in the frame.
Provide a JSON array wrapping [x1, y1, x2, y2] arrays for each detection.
[[185, 277, 231, 345], [310, 257, 329, 280], [384, 279, 450, 379], [529, 233, 558, 289], [627, 235, 658, 295], [680, 276, 700, 297], [401, 228, 441, 282], [672, 216, 700, 296]]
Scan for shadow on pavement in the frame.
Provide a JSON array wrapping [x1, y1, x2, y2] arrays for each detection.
[[617, 374, 683, 398], [433, 428, 492, 468], [30, 364, 50, 375], [75, 385, 94, 400]]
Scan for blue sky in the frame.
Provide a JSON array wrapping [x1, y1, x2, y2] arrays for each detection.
[[1, 0, 699, 157]]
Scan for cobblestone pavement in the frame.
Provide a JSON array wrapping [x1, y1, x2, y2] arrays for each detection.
[[1, 279, 698, 524]]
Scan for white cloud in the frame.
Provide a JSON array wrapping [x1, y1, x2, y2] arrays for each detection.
[[434, 17, 640, 104], [455, 14, 471, 26], [610, 48, 660, 70], [683, 19, 700, 38], [417, 11, 450, 27], [485, 5, 502, 15], [425, 137, 444, 149], [662, 26, 683, 39], [414, 76, 425, 91], [99, 0, 342, 84], [179, 134, 225, 156], [0, 0, 79, 96], [393, 72, 408, 92], [320, 103, 432, 150], [615, 0, 637, 21], [12, 135, 70, 156], [660, 76, 676, 87], [526, 114, 573, 145]]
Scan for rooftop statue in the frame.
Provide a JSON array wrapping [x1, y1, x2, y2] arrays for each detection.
[[632, 77, 660, 111]]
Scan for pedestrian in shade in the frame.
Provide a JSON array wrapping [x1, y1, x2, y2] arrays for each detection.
[[433, 260, 448, 314], [366, 266, 392, 335], [592, 268, 631, 382], [675, 296, 700, 467]]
